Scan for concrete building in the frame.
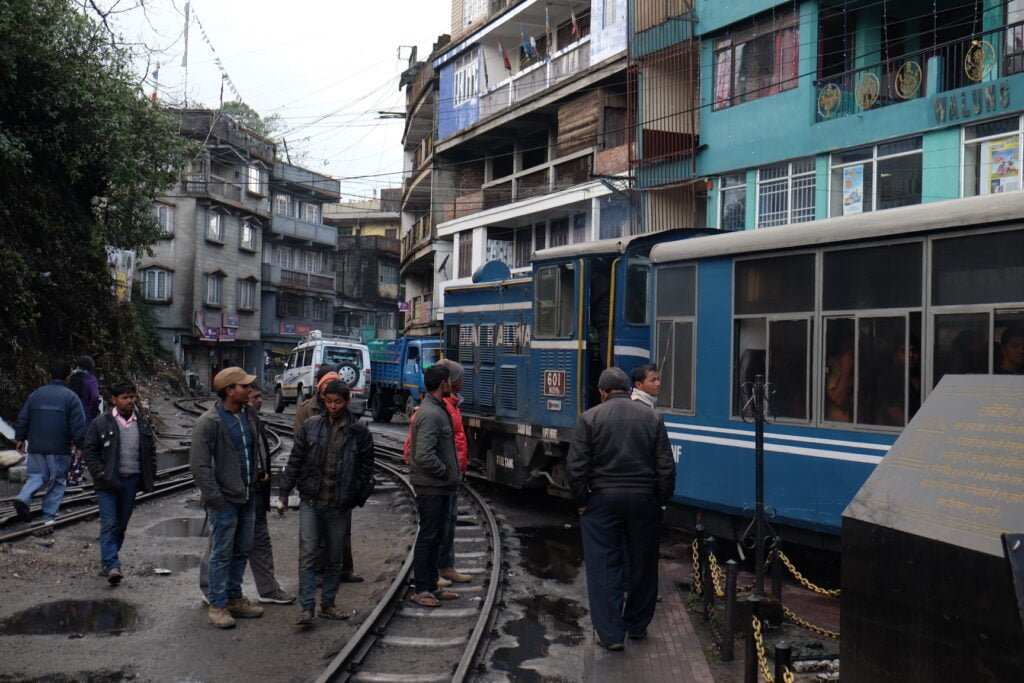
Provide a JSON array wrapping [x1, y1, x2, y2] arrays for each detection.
[[259, 161, 341, 386], [140, 109, 275, 392], [323, 191, 402, 340]]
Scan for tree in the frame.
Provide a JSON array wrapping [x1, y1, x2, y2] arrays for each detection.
[[221, 100, 283, 140], [0, 0, 194, 420]]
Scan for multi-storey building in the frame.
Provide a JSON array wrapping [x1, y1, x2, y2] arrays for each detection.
[[140, 109, 275, 392], [260, 162, 341, 385], [323, 191, 402, 340], [400, 0, 637, 332]]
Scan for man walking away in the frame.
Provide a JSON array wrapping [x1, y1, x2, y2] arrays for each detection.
[[68, 355, 101, 423], [83, 381, 157, 585], [12, 360, 87, 525], [280, 380, 375, 626], [199, 384, 294, 605], [408, 365, 461, 608], [433, 359, 471, 586], [190, 367, 265, 629], [630, 364, 661, 410], [568, 367, 676, 650], [294, 365, 363, 583]]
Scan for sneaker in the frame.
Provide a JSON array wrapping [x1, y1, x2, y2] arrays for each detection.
[[439, 568, 472, 583], [295, 609, 315, 626], [208, 606, 236, 629], [226, 596, 264, 619], [318, 605, 350, 621], [595, 636, 624, 651], [12, 499, 32, 523], [107, 568, 123, 586], [436, 577, 453, 588], [258, 589, 296, 605]]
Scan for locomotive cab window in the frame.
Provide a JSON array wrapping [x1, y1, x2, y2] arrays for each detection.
[[655, 264, 696, 413], [733, 254, 814, 421], [535, 263, 575, 338], [625, 257, 650, 325]]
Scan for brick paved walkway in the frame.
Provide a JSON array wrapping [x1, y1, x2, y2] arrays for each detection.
[[583, 560, 714, 682]]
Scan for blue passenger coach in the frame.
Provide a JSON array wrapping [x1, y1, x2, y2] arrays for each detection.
[[444, 230, 711, 491], [650, 192, 1024, 546]]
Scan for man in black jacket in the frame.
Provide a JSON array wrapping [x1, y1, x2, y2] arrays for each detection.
[[83, 381, 157, 585], [279, 380, 375, 626], [567, 367, 676, 651]]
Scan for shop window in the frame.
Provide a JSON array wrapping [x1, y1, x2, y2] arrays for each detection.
[[830, 137, 922, 216], [963, 116, 1021, 197]]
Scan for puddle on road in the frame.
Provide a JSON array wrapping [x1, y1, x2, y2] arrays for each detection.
[[147, 518, 209, 537], [152, 554, 200, 572], [156, 452, 189, 470], [490, 595, 586, 681], [517, 526, 583, 583], [0, 599, 139, 636]]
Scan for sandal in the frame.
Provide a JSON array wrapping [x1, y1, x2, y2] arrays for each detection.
[[409, 591, 441, 608], [433, 589, 460, 601]]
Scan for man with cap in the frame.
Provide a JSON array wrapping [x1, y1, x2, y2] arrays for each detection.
[[567, 367, 676, 651], [294, 365, 362, 583], [190, 367, 267, 629]]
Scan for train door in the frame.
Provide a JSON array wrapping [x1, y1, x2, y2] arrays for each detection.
[[586, 256, 614, 409]]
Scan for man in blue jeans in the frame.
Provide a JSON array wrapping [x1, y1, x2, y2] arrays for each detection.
[[83, 381, 157, 585], [12, 359, 87, 525], [280, 380, 375, 626], [190, 367, 266, 629]]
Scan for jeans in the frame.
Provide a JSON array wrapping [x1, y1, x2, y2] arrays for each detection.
[[298, 499, 351, 611], [200, 488, 281, 599], [437, 494, 459, 569], [16, 453, 71, 520], [580, 493, 663, 644], [207, 498, 256, 609], [413, 493, 454, 593], [96, 475, 140, 572]]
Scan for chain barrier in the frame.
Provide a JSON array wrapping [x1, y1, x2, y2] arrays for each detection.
[[751, 616, 796, 683], [708, 551, 726, 598], [777, 550, 841, 597], [783, 604, 840, 639], [691, 539, 703, 595]]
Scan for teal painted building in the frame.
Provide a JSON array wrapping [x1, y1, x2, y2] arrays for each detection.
[[632, 0, 1024, 230]]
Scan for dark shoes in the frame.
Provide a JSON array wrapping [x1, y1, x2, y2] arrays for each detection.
[[295, 609, 315, 626], [339, 571, 364, 583], [628, 629, 648, 640], [107, 568, 123, 586], [12, 499, 32, 523], [595, 636, 625, 651], [318, 605, 350, 620]]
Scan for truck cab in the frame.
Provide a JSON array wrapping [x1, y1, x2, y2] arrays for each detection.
[[368, 337, 442, 422]]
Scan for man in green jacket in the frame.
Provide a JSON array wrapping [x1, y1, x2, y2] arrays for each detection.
[[408, 364, 460, 608]]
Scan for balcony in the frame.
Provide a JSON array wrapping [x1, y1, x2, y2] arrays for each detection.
[[407, 293, 434, 325], [473, 148, 595, 211], [480, 38, 592, 120], [183, 172, 273, 216], [401, 215, 433, 262], [269, 213, 337, 247], [414, 136, 434, 171], [262, 264, 336, 294], [274, 161, 341, 202], [814, 20, 1024, 122], [178, 110, 276, 164]]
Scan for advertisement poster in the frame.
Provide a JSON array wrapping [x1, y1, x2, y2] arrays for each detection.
[[843, 165, 865, 215], [987, 137, 1020, 194], [106, 247, 136, 302]]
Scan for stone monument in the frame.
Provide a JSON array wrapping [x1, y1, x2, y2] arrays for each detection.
[[842, 374, 1024, 682]]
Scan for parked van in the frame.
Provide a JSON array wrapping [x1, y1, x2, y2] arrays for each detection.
[[274, 330, 370, 416]]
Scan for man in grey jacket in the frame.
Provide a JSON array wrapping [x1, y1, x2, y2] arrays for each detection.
[[190, 367, 265, 629], [568, 367, 676, 651], [407, 364, 460, 608]]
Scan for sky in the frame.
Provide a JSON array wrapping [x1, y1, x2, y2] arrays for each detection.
[[115, 0, 450, 202]]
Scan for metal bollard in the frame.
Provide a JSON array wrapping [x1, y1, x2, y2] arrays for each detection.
[[774, 640, 792, 683], [771, 536, 783, 602], [722, 559, 738, 662], [702, 536, 716, 623], [744, 595, 762, 683]]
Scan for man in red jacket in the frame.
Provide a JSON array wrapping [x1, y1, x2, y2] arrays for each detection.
[[403, 358, 470, 585]]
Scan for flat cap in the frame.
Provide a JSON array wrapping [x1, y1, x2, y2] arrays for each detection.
[[213, 367, 256, 391]]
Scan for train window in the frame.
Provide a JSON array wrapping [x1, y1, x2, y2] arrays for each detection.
[[823, 243, 921, 310], [931, 229, 1024, 306], [733, 318, 810, 421], [656, 265, 695, 317], [933, 313, 990, 384], [535, 264, 575, 338], [625, 259, 649, 325], [823, 318, 855, 423], [734, 254, 814, 314]]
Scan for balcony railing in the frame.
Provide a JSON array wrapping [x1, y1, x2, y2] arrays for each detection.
[[415, 136, 434, 170], [480, 37, 592, 120], [262, 264, 336, 293], [401, 215, 433, 261], [185, 173, 242, 203], [269, 213, 337, 247], [472, 149, 595, 211], [815, 20, 1024, 122]]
